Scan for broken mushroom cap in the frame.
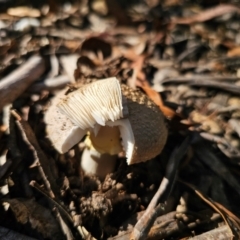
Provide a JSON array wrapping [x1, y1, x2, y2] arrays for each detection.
[[46, 77, 168, 165], [44, 88, 86, 152]]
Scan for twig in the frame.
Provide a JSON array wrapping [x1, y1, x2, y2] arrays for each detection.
[[11, 110, 59, 198], [30, 180, 95, 240], [162, 75, 239, 84], [54, 207, 74, 240], [162, 77, 240, 94], [178, 179, 239, 238], [148, 212, 221, 240], [130, 136, 191, 240], [189, 223, 233, 240], [29, 75, 70, 92], [172, 4, 240, 25], [188, 79, 240, 95], [109, 211, 222, 240], [0, 55, 45, 112], [213, 201, 240, 230], [30, 181, 75, 239], [30, 181, 72, 223]]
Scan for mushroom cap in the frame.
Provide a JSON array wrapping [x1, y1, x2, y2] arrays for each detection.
[[46, 77, 168, 164], [44, 88, 86, 153], [120, 84, 167, 163]]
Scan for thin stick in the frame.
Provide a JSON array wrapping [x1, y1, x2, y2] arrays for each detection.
[[30, 180, 72, 222], [30, 180, 95, 240], [178, 179, 235, 237], [29, 75, 70, 92], [0, 55, 45, 112], [11, 110, 59, 198], [189, 225, 233, 240], [130, 136, 191, 240]]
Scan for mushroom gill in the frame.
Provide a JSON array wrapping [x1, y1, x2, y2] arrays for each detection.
[[56, 77, 167, 165], [58, 77, 125, 128]]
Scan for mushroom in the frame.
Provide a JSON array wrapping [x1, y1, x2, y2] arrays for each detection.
[[45, 77, 167, 179]]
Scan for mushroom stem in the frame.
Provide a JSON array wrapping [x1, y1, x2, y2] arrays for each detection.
[[81, 147, 117, 180], [80, 127, 121, 180]]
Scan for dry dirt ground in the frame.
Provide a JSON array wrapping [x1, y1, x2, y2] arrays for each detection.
[[0, 0, 240, 239]]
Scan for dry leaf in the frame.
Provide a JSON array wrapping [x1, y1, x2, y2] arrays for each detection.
[[227, 47, 240, 57], [7, 198, 63, 240], [136, 79, 176, 119]]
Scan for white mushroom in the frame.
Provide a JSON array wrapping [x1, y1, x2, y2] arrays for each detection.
[[45, 77, 168, 179], [44, 87, 118, 179]]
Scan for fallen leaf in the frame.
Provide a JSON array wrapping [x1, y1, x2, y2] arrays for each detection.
[[7, 198, 63, 240], [136, 78, 176, 119], [227, 47, 240, 57]]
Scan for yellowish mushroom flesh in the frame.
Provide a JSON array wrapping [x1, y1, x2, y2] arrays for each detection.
[[89, 126, 122, 155]]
